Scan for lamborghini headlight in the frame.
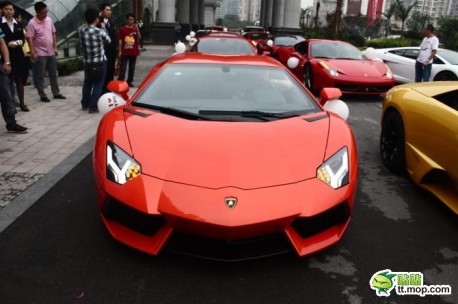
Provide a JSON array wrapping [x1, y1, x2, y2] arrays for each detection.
[[385, 64, 393, 79], [317, 147, 349, 189], [106, 141, 141, 184], [319, 61, 339, 76]]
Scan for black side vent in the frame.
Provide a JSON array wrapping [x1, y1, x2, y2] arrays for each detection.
[[420, 169, 450, 185], [102, 197, 165, 236], [291, 202, 350, 238]]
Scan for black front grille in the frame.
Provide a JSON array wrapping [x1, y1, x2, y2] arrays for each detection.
[[291, 202, 350, 238], [164, 232, 292, 261], [336, 84, 392, 93], [102, 197, 165, 236]]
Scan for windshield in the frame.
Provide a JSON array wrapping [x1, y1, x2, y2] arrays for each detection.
[[311, 41, 364, 60], [194, 38, 254, 54], [437, 49, 458, 65], [274, 36, 305, 46], [133, 63, 320, 121], [247, 33, 269, 40]]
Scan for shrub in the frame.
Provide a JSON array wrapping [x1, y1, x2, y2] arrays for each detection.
[[57, 57, 84, 76], [366, 37, 419, 48]]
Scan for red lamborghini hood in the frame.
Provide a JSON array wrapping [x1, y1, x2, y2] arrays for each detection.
[[124, 111, 329, 189], [323, 59, 387, 78]]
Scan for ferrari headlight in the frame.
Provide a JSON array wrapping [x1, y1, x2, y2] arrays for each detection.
[[319, 61, 339, 76], [385, 64, 393, 78], [106, 141, 141, 184], [317, 147, 349, 189]]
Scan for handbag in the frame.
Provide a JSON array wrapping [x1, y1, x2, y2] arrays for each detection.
[[86, 62, 103, 81]]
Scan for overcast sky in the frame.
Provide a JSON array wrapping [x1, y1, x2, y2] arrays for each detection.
[[301, 0, 314, 9]]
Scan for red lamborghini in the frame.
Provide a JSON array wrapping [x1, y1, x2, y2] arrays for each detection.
[[93, 53, 358, 260], [271, 39, 395, 95]]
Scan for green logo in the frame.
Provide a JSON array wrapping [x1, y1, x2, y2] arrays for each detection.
[[370, 270, 396, 296], [369, 269, 452, 297]]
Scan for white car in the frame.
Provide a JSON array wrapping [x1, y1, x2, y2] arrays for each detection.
[[364, 47, 458, 83]]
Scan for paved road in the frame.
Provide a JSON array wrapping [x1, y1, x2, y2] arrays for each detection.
[[0, 57, 457, 303]]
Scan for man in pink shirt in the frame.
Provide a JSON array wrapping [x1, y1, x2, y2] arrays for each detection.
[[26, 1, 66, 102]]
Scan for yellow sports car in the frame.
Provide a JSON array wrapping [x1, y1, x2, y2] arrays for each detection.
[[380, 81, 458, 214]]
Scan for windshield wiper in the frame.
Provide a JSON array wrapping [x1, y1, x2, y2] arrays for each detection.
[[335, 57, 359, 60], [132, 103, 212, 121], [199, 110, 308, 120]]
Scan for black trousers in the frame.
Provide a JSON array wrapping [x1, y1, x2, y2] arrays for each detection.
[[118, 55, 137, 84]]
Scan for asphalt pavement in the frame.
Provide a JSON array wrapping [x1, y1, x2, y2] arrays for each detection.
[[0, 45, 175, 233]]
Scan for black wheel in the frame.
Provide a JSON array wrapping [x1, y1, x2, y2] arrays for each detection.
[[433, 71, 458, 81], [303, 65, 314, 93], [380, 111, 406, 174]]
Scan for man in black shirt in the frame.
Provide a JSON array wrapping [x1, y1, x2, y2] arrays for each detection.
[[99, 3, 118, 94]]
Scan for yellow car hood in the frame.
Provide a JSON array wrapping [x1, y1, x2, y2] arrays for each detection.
[[400, 81, 458, 97]]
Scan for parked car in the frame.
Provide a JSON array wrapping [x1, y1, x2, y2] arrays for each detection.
[[257, 35, 305, 55], [273, 39, 395, 95], [188, 35, 257, 55], [380, 81, 458, 214], [364, 47, 458, 83], [242, 31, 271, 47], [94, 53, 358, 260]]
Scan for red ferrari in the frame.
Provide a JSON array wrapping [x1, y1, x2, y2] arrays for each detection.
[[271, 39, 395, 95], [93, 53, 358, 260]]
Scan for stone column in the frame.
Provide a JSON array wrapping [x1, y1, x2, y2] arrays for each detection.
[[260, 0, 266, 27], [283, 0, 301, 29], [264, 0, 273, 30], [198, 0, 205, 28], [177, 0, 191, 40], [188, 0, 199, 31], [272, 0, 285, 28], [157, 0, 175, 22], [151, 0, 177, 44]]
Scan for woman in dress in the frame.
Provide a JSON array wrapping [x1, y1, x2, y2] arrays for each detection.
[[0, 1, 30, 112]]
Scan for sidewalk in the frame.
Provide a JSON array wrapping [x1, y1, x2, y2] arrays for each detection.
[[0, 45, 175, 233]]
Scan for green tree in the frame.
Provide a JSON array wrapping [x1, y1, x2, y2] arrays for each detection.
[[395, 0, 417, 36], [405, 11, 429, 39], [314, 1, 320, 29], [438, 17, 458, 51], [332, 0, 343, 38], [381, 2, 397, 37], [222, 14, 242, 29]]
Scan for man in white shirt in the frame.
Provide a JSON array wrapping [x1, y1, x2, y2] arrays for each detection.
[[415, 24, 439, 82]]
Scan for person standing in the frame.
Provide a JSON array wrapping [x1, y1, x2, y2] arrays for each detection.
[[137, 18, 145, 50], [79, 8, 111, 114], [26, 1, 66, 102], [415, 24, 439, 82], [0, 1, 30, 112], [174, 21, 181, 43], [99, 3, 117, 94], [0, 26, 27, 133], [117, 13, 140, 87]]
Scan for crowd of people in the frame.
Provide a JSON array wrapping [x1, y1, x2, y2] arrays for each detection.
[[80, 3, 141, 114], [0, 1, 142, 133]]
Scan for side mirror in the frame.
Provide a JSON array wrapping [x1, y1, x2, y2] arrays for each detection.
[[320, 88, 349, 120], [107, 80, 130, 101]]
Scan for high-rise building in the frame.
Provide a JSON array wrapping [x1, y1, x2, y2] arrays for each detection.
[[240, 0, 261, 22], [216, 0, 260, 22]]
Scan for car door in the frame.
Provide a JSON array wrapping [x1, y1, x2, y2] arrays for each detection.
[[388, 48, 418, 83], [407, 88, 458, 183]]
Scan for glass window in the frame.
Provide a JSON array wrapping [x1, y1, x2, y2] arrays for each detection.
[[134, 63, 319, 116]]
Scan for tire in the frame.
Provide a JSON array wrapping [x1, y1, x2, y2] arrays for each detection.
[[380, 111, 406, 174], [303, 65, 314, 93], [433, 71, 458, 81]]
